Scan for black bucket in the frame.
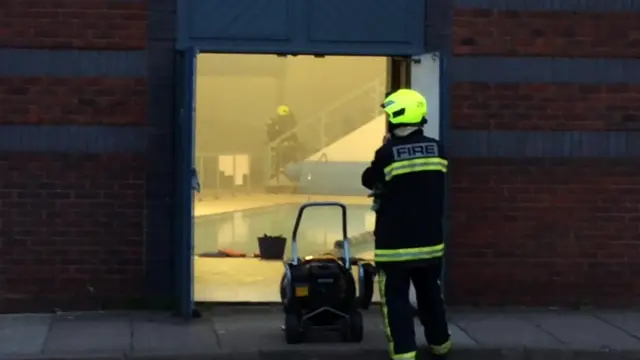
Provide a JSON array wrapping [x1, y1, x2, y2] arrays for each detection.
[[257, 234, 287, 260]]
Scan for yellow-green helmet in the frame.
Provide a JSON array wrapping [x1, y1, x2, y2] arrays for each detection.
[[381, 89, 428, 125], [277, 105, 290, 116]]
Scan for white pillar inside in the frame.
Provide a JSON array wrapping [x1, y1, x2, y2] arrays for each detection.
[[409, 53, 441, 307], [411, 53, 441, 140]]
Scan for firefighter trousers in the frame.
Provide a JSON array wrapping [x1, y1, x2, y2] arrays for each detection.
[[378, 260, 452, 360]]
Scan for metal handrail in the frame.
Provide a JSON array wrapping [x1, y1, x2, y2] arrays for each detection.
[[267, 77, 385, 149]]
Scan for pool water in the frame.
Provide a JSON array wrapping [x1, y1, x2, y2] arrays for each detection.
[[194, 203, 375, 257]]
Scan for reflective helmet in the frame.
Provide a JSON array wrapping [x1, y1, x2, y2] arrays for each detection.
[[277, 105, 290, 116], [381, 89, 427, 125]]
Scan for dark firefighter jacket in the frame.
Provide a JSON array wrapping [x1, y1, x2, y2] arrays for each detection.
[[361, 128, 447, 264]]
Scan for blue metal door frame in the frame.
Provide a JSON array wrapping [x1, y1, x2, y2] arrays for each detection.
[[172, 0, 453, 312], [174, 46, 198, 319], [173, 50, 452, 312], [439, 53, 452, 301]]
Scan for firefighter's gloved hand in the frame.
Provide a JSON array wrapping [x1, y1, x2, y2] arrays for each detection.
[[369, 185, 383, 211], [369, 192, 382, 211]]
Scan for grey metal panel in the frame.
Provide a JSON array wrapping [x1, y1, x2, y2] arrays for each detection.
[[451, 130, 640, 158], [176, 0, 299, 52], [0, 49, 147, 77], [455, 0, 640, 12], [307, 0, 422, 47], [452, 57, 640, 84], [185, 0, 291, 41], [0, 125, 147, 153], [178, 0, 425, 55]]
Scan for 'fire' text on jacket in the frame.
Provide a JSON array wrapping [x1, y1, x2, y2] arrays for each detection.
[[392, 142, 438, 161]]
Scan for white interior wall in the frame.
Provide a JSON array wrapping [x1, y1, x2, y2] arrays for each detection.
[[306, 115, 386, 162], [294, 53, 441, 196]]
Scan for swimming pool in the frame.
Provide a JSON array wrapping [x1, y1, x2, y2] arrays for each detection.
[[194, 203, 375, 257]]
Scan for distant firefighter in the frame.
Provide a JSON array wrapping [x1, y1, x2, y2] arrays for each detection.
[[267, 105, 300, 178]]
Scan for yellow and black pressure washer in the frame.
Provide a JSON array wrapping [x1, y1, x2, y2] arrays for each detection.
[[280, 202, 376, 344]]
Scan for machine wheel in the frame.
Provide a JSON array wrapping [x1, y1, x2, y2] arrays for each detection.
[[339, 311, 364, 342], [284, 314, 303, 344], [348, 311, 364, 342], [279, 273, 287, 303], [339, 317, 351, 342]]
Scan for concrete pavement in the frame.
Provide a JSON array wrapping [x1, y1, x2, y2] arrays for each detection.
[[2, 306, 640, 360]]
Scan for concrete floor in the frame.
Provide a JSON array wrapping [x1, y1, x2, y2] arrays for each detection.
[[194, 255, 380, 302], [5, 308, 640, 359], [193, 194, 379, 302]]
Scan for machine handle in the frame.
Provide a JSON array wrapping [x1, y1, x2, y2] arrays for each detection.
[[290, 202, 350, 268]]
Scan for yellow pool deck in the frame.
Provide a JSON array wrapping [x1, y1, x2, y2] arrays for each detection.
[[193, 194, 378, 302]]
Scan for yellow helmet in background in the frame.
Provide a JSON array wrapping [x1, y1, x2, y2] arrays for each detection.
[[381, 89, 428, 125], [277, 105, 290, 116]]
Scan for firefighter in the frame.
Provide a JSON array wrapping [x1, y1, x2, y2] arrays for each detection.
[[361, 89, 451, 360], [267, 105, 300, 177]]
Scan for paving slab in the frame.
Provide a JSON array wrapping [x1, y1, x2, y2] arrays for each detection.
[[453, 311, 562, 348], [212, 310, 384, 351], [595, 311, 640, 340], [525, 312, 640, 351], [211, 309, 477, 352], [132, 315, 219, 355], [3, 308, 640, 360], [448, 323, 478, 347], [43, 313, 130, 355], [0, 314, 51, 356]]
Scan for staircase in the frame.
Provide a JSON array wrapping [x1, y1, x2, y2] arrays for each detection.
[[265, 77, 386, 189]]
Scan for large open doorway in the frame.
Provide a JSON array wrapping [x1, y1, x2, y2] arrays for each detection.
[[191, 54, 411, 303]]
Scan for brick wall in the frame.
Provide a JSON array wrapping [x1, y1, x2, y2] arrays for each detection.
[[452, 83, 640, 130], [0, 1, 148, 312], [450, 7, 640, 307], [0, 78, 147, 125], [0, 154, 145, 312], [1, 0, 147, 49], [453, 9, 640, 57], [449, 159, 640, 307]]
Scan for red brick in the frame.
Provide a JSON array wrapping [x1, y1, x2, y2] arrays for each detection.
[[0, 0, 147, 49], [452, 83, 640, 131], [449, 159, 640, 307], [0, 153, 146, 312], [0, 77, 147, 125], [453, 9, 640, 57]]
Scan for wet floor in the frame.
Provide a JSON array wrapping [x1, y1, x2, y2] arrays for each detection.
[[195, 203, 374, 255]]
